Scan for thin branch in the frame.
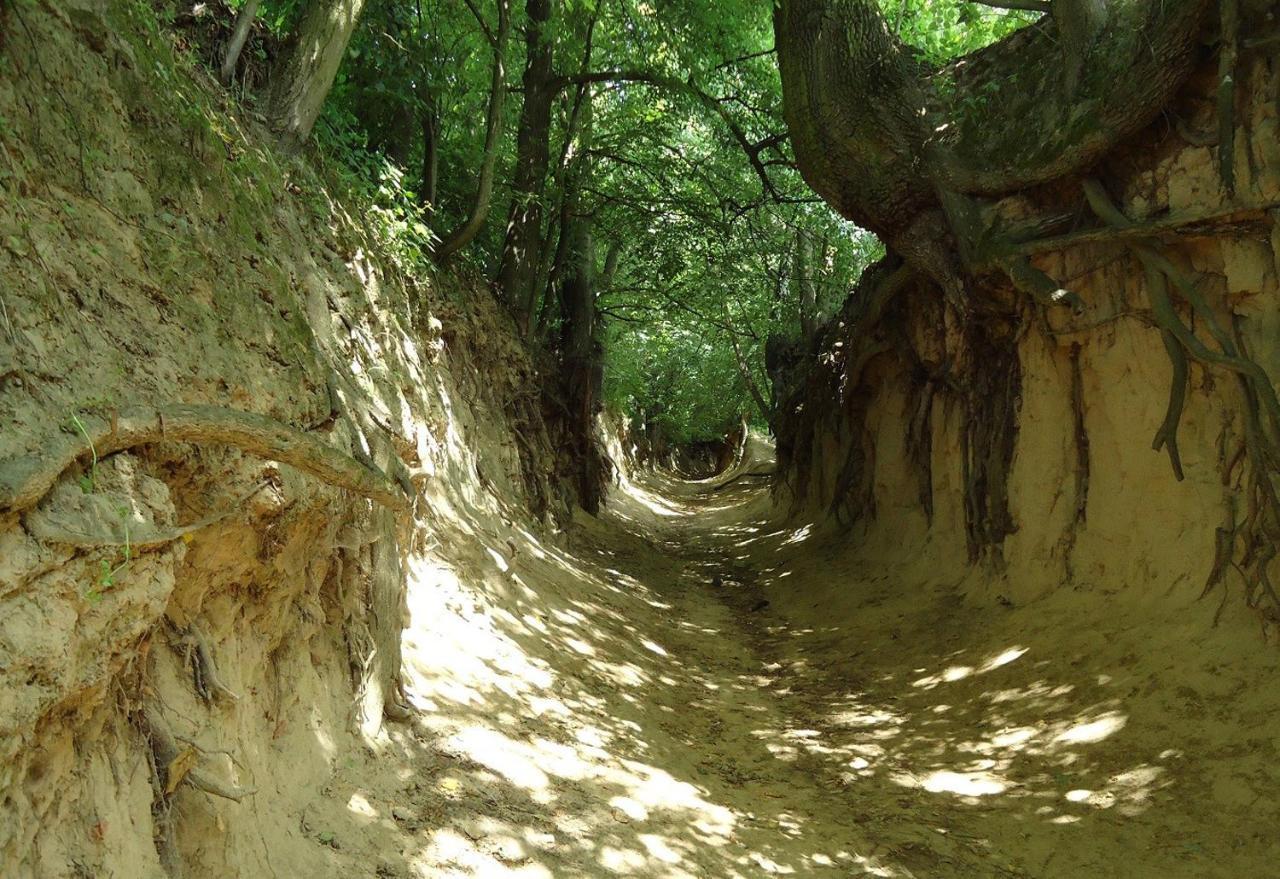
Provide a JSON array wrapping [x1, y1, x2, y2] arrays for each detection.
[[966, 0, 1050, 12], [711, 47, 777, 71], [552, 69, 786, 200], [461, 0, 497, 48]]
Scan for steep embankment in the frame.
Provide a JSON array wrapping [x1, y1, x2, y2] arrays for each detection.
[[0, 2, 567, 875], [773, 17, 1280, 613]]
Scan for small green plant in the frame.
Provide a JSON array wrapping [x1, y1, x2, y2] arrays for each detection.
[[68, 412, 99, 494], [85, 505, 132, 604]]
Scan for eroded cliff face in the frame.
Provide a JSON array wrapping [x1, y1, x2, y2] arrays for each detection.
[[773, 32, 1280, 612], [0, 3, 569, 875]]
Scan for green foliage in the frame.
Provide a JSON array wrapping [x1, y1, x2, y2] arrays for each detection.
[[604, 323, 751, 445], [881, 0, 1040, 63], [313, 107, 437, 273], [210, 0, 1032, 443], [68, 413, 99, 494]]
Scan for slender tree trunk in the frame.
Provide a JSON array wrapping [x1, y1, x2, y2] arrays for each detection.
[[220, 0, 261, 85], [418, 103, 439, 210], [598, 241, 621, 291], [533, 214, 562, 340], [534, 72, 593, 338], [435, 0, 511, 261], [265, 0, 367, 153], [555, 88, 609, 513], [723, 306, 772, 428], [496, 0, 557, 333]]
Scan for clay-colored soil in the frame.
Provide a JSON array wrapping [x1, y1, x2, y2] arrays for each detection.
[[288, 439, 1280, 878]]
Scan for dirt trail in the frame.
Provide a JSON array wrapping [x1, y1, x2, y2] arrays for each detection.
[[240, 439, 1279, 879]]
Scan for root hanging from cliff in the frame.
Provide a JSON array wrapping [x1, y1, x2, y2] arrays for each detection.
[[1079, 178, 1280, 619]]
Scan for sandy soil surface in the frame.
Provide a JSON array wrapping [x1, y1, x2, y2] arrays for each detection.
[[288, 441, 1280, 879]]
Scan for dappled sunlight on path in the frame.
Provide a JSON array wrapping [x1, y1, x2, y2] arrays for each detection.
[[303, 438, 1280, 878]]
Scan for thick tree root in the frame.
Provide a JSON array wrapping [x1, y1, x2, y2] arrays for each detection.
[[1003, 255, 1084, 312], [145, 708, 255, 802], [1069, 343, 1090, 524], [0, 404, 412, 515], [1152, 324, 1189, 481], [187, 625, 241, 704], [982, 202, 1278, 266]]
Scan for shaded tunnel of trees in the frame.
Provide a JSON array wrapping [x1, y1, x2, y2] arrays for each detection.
[[190, 0, 1276, 561]]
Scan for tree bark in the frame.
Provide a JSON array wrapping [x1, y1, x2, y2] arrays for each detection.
[[419, 103, 439, 210], [220, 0, 261, 85], [773, 0, 1210, 295], [554, 87, 610, 513], [265, 0, 367, 153], [434, 0, 511, 261], [496, 0, 558, 332]]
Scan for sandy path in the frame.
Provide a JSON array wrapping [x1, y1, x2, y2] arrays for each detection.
[[292, 456, 1279, 879]]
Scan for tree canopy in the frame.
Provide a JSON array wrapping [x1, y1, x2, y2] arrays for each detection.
[[219, 0, 1041, 445]]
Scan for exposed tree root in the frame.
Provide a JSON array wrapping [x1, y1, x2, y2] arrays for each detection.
[[0, 404, 412, 515], [982, 202, 1278, 266], [1080, 178, 1280, 616], [144, 707, 255, 802], [905, 377, 936, 524], [1003, 255, 1083, 311], [1151, 324, 1189, 481], [1069, 343, 1090, 526], [1082, 180, 1280, 455], [187, 625, 241, 704]]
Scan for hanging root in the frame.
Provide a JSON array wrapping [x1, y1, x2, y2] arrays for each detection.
[[1083, 180, 1280, 443], [1069, 343, 1090, 525], [1083, 178, 1280, 618], [0, 404, 412, 515], [1004, 255, 1084, 312], [1148, 280, 1189, 481]]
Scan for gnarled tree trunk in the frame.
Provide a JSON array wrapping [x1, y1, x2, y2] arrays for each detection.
[[773, 0, 1211, 295]]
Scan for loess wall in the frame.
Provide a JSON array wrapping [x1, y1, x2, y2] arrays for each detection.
[[0, 2, 569, 876], [773, 27, 1280, 611]]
